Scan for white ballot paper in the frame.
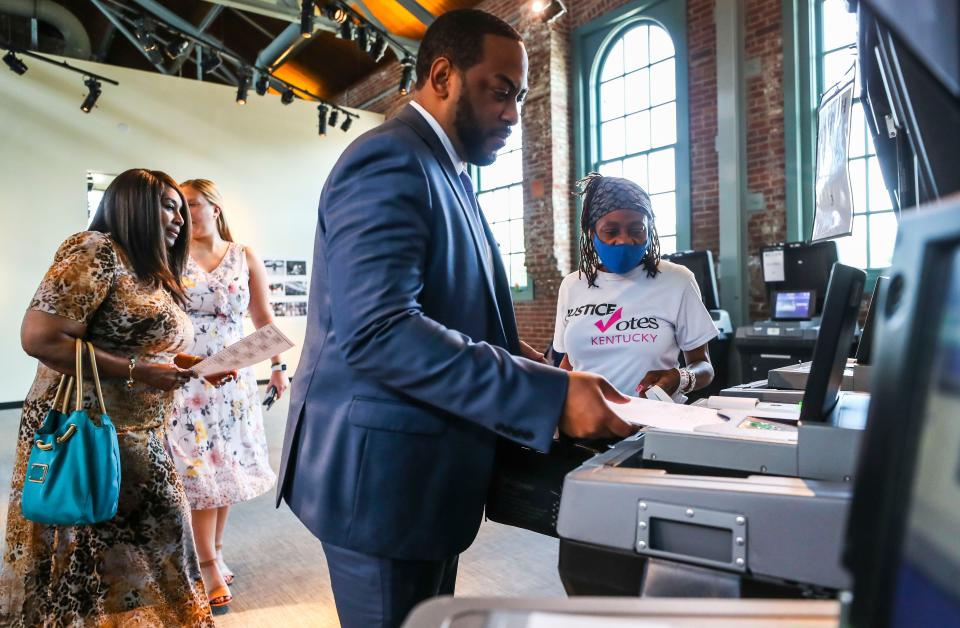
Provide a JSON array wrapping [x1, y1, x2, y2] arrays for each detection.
[[606, 396, 726, 432], [192, 323, 294, 377]]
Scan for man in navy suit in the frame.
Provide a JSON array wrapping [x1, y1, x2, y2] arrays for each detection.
[[277, 9, 633, 627]]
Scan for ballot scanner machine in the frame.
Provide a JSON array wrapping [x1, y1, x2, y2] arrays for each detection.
[[554, 263, 866, 599]]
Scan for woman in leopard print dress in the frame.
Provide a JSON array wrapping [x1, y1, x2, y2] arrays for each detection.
[[0, 169, 215, 626]]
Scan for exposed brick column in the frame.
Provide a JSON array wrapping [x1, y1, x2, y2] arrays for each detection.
[[743, 0, 787, 320]]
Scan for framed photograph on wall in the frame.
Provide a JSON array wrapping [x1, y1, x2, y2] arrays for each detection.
[[264, 259, 286, 276], [286, 260, 307, 276]]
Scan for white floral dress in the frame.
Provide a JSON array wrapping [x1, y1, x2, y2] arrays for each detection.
[[167, 243, 276, 510]]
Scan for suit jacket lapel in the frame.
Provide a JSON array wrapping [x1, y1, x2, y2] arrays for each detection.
[[396, 106, 509, 345]]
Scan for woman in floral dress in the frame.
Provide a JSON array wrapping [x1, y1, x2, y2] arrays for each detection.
[[167, 179, 289, 609], [0, 169, 217, 626]]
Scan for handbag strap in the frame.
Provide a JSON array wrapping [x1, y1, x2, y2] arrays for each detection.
[[50, 374, 73, 414], [70, 339, 108, 415]]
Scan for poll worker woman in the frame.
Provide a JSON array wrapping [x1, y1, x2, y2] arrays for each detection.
[[166, 178, 288, 611], [553, 174, 717, 401], [0, 169, 216, 626]]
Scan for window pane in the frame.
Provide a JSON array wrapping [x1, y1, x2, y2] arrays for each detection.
[[651, 192, 676, 236], [848, 157, 867, 214], [622, 154, 649, 190], [625, 110, 651, 155], [601, 119, 626, 160], [822, 49, 856, 93], [849, 101, 867, 158], [650, 102, 677, 148], [650, 58, 676, 106], [478, 189, 508, 224], [868, 157, 893, 211], [659, 235, 677, 255], [509, 254, 528, 289], [599, 160, 623, 178], [491, 221, 510, 251], [624, 68, 650, 114], [623, 25, 649, 72], [507, 184, 524, 220], [821, 0, 858, 52], [510, 218, 525, 253], [503, 126, 522, 154], [836, 214, 868, 268], [647, 148, 675, 194], [600, 39, 624, 81], [649, 24, 674, 63], [869, 212, 897, 268], [600, 77, 625, 121]]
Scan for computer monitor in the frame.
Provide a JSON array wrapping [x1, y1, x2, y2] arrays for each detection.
[[854, 275, 890, 365], [772, 290, 816, 321], [798, 263, 865, 423], [844, 198, 960, 627], [761, 241, 838, 317], [663, 250, 720, 310]]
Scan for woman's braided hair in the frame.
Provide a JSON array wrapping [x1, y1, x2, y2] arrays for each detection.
[[575, 173, 661, 287]]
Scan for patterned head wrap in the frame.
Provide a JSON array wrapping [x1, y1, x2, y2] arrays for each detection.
[[576, 173, 654, 228]]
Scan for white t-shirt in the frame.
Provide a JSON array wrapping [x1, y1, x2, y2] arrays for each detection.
[[553, 260, 719, 398]]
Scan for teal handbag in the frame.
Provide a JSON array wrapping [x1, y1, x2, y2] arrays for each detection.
[[22, 339, 121, 525]]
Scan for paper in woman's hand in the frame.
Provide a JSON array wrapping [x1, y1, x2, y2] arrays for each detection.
[[192, 323, 295, 376], [605, 396, 725, 431]]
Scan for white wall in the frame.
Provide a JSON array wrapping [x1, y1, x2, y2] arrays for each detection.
[[0, 57, 382, 403]]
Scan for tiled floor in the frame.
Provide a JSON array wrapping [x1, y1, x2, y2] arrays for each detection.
[[0, 390, 565, 627]]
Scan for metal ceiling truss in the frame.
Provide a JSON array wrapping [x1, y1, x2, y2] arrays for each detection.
[[86, 0, 357, 119]]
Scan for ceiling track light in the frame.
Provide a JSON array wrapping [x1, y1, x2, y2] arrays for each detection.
[[80, 77, 102, 113], [164, 37, 189, 60], [255, 74, 269, 96], [3, 50, 28, 74], [236, 73, 250, 105], [328, 108, 339, 127], [355, 25, 370, 52], [532, 0, 566, 23], [317, 104, 328, 136], [281, 88, 295, 105], [134, 18, 164, 65], [339, 19, 355, 41], [399, 57, 415, 95], [369, 34, 388, 62], [300, 0, 316, 38], [322, 3, 348, 23], [340, 115, 352, 132], [201, 51, 223, 75]]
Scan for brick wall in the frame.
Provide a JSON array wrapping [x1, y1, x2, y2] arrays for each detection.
[[743, 0, 787, 320], [336, 0, 789, 345]]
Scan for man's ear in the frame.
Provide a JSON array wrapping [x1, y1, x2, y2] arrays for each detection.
[[429, 57, 454, 100]]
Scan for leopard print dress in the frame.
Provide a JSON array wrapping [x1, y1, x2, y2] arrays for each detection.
[[0, 232, 214, 627]]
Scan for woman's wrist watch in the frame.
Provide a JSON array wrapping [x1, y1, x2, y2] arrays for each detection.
[[678, 367, 696, 394], [271, 362, 287, 373]]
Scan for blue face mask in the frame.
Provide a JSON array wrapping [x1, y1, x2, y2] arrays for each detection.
[[593, 233, 649, 274]]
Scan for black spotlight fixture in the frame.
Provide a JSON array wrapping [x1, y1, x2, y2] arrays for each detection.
[[300, 0, 315, 38], [80, 77, 102, 113], [532, 0, 566, 23], [281, 88, 295, 105], [322, 3, 347, 23], [201, 51, 223, 75], [369, 34, 388, 62], [134, 18, 164, 65], [3, 50, 28, 75], [356, 25, 370, 52], [255, 73, 269, 96], [328, 108, 339, 127], [164, 37, 189, 60], [340, 115, 352, 132], [317, 104, 328, 136], [339, 19, 355, 41], [236, 73, 250, 105], [398, 57, 415, 95]]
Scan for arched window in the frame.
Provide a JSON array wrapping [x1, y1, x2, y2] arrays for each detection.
[[578, 3, 689, 256]]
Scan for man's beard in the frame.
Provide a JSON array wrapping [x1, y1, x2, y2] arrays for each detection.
[[453, 86, 498, 166]]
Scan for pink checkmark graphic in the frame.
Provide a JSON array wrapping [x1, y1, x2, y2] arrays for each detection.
[[594, 307, 623, 332]]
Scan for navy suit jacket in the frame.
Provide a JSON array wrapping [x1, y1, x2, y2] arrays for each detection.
[[277, 104, 569, 561]]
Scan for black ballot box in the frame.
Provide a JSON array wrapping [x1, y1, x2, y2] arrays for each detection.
[[485, 435, 614, 537]]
